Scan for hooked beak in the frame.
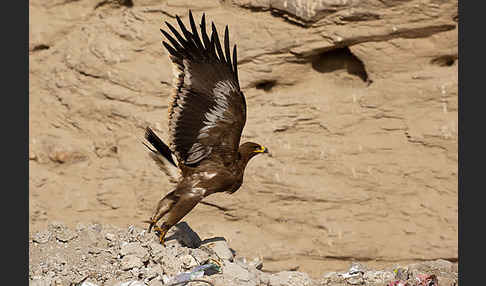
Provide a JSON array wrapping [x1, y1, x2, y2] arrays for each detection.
[[262, 146, 272, 157], [255, 145, 271, 157]]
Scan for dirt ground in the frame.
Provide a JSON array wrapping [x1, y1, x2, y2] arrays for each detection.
[[29, 0, 458, 278]]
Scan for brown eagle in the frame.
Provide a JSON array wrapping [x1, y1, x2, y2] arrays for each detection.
[[143, 11, 269, 245]]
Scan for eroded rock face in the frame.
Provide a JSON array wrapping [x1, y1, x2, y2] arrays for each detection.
[[30, 0, 457, 276], [28, 223, 458, 286]]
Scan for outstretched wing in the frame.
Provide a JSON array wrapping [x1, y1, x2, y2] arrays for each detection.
[[162, 11, 246, 166]]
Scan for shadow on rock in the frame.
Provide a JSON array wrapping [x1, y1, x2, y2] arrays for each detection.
[[165, 222, 202, 248]]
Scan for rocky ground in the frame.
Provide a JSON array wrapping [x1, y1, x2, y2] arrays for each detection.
[[30, 0, 458, 278], [29, 222, 458, 286]]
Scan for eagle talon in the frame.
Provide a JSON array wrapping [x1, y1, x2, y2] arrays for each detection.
[[153, 225, 167, 246]]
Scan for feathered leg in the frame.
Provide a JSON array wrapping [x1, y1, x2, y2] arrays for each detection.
[[155, 189, 203, 246], [145, 190, 177, 233]]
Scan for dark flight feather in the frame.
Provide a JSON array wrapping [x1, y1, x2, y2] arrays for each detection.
[[224, 26, 232, 69], [211, 23, 225, 63], [160, 12, 245, 166], [160, 29, 182, 53], [188, 11, 203, 50], [233, 45, 239, 85], [200, 14, 211, 50]]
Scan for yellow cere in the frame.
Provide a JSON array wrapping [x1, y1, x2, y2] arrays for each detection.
[[255, 146, 266, 153]]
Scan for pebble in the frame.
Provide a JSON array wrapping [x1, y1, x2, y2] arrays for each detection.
[[248, 257, 264, 270], [348, 262, 367, 274], [345, 274, 364, 285], [202, 238, 234, 261], [223, 261, 252, 283], [56, 229, 78, 242], [190, 248, 211, 264], [32, 231, 51, 244], [120, 242, 148, 260], [105, 233, 116, 241], [121, 255, 143, 271], [180, 254, 199, 269]]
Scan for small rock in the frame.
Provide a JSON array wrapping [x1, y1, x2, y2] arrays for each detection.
[[180, 254, 198, 269], [48, 150, 86, 164], [189, 248, 210, 264], [394, 267, 409, 280], [127, 225, 135, 235], [158, 250, 184, 276], [51, 278, 67, 286], [161, 275, 171, 285], [87, 247, 103, 255], [91, 223, 103, 233], [105, 233, 116, 241], [201, 238, 234, 261], [222, 261, 252, 283], [121, 255, 143, 271], [259, 272, 273, 285], [349, 262, 367, 274], [129, 267, 141, 278], [345, 273, 364, 285], [363, 270, 395, 284], [29, 150, 37, 160], [32, 231, 51, 244], [248, 257, 263, 270], [148, 241, 165, 261], [47, 221, 65, 232], [120, 242, 148, 260], [56, 228, 78, 242], [75, 223, 87, 231], [145, 263, 162, 280]]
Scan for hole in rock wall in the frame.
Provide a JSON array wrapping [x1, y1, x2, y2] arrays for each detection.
[[255, 80, 277, 92], [311, 47, 369, 83], [430, 55, 457, 67]]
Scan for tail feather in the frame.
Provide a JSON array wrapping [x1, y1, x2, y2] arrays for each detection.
[[145, 127, 177, 167], [144, 127, 180, 184]]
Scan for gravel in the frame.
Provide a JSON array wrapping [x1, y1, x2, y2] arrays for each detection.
[[29, 222, 458, 286]]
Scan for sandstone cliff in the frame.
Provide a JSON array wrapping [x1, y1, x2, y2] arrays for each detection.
[[29, 0, 458, 276]]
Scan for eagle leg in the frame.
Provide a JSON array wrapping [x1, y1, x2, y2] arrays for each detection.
[[155, 191, 202, 245], [145, 190, 177, 233]]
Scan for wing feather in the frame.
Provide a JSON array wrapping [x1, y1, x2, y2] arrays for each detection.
[[161, 12, 245, 166], [188, 11, 204, 50], [211, 23, 226, 63], [200, 14, 211, 50], [233, 44, 239, 85], [224, 26, 232, 68]]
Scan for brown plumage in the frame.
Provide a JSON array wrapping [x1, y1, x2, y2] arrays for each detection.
[[143, 11, 269, 245]]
